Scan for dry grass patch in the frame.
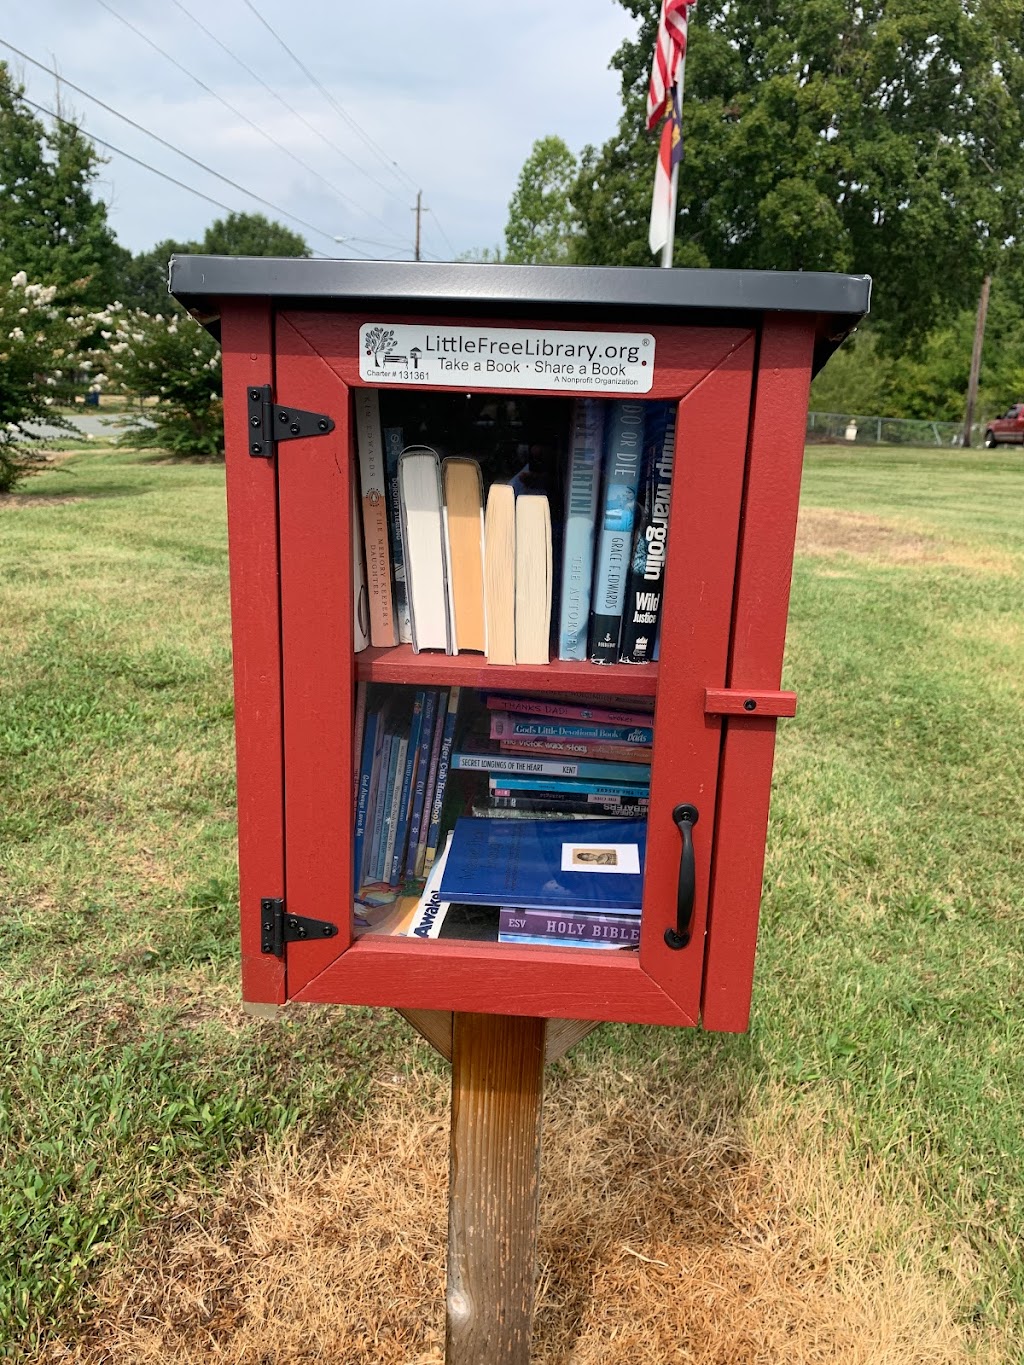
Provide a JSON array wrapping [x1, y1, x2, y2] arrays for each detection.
[[796, 508, 1015, 573], [62, 1063, 995, 1365]]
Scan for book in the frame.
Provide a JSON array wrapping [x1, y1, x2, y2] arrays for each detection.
[[498, 907, 641, 946], [351, 479, 369, 653], [484, 695, 654, 727], [354, 388, 398, 648], [499, 738, 652, 764], [389, 691, 425, 885], [484, 483, 516, 665], [471, 802, 609, 821], [399, 447, 450, 653], [383, 425, 413, 644], [487, 794, 649, 817], [414, 687, 449, 877], [353, 706, 381, 889], [424, 686, 462, 870], [352, 681, 368, 808], [442, 458, 487, 654], [489, 714, 653, 745], [589, 400, 647, 662], [439, 816, 646, 913], [404, 689, 439, 878], [498, 932, 629, 950], [514, 493, 552, 665], [558, 398, 605, 660], [620, 403, 675, 663], [380, 729, 410, 884], [490, 777, 649, 797], [452, 750, 651, 783], [405, 835, 498, 941], [366, 730, 396, 884]]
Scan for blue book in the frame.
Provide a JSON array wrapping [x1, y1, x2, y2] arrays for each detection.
[[588, 399, 647, 662], [424, 686, 462, 870], [405, 689, 439, 877], [492, 715, 654, 745], [380, 729, 408, 884], [383, 425, 412, 643], [452, 750, 650, 783], [557, 399, 605, 661], [390, 692, 425, 884], [489, 775, 649, 797], [353, 709, 381, 890], [620, 402, 675, 663], [439, 817, 646, 913], [366, 731, 394, 884]]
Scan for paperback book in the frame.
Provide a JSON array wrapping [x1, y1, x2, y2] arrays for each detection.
[[589, 399, 646, 662], [620, 402, 675, 663]]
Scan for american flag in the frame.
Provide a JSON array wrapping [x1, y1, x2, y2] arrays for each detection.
[[646, 0, 694, 132]]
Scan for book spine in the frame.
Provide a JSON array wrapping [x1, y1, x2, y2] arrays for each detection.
[[588, 399, 647, 662], [424, 686, 461, 870], [404, 689, 439, 878], [498, 932, 627, 949], [620, 403, 676, 663], [471, 804, 609, 821], [390, 693, 425, 885], [489, 714, 653, 745], [353, 709, 379, 890], [488, 794, 649, 816], [354, 388, 398, 648], [484, 694, 654, 728], [383, 425, 412, 644], [351, 478, 370, 653], [452, 752, 650, 782], [351, 680, 368, 809], [557, 399, 605, 660], [489, 777, 649, 796], [498, 907, 641, 945], [498, 738, 652, 764], [366, 732, 395, 883], [414, 688, 448, 877], [381, 733, 409, 884]]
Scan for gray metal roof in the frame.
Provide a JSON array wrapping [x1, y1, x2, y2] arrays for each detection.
[[169, 255, 871, 373]]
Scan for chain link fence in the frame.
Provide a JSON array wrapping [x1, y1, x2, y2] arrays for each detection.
[[806, 411, 983, 448]]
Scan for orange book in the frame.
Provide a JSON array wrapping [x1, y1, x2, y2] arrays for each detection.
[[354, 388, 398, 648], [442, 458, 486, 654]]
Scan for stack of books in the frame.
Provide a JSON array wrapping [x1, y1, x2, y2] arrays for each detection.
[[352, 390, 675, 668]]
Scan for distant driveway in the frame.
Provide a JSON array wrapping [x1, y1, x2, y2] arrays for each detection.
[[23, 412, 151, 442]]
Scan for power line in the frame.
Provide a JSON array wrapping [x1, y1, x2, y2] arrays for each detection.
[[240, 0, 420, 197], [0, 39, 342, 247], [166, 0, 411, 246], [93, 0, 379, 228]]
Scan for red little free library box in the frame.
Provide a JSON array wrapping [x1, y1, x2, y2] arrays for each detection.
[[170, 257, 869, 1034]]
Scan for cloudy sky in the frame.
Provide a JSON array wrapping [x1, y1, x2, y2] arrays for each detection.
[[3, 0, 639, 262]]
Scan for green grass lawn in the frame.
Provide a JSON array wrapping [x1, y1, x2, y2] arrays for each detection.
[[1, 443, 1022, 1358]]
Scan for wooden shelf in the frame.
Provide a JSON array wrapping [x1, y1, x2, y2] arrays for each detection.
[[356, 645, 659, 697]]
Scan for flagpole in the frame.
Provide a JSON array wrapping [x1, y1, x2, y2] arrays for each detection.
[[659, 47, 687, 269]]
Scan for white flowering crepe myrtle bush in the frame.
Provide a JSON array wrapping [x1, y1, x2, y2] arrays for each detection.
[[97, 307, 223, 458], [0, 272, 93, 492]]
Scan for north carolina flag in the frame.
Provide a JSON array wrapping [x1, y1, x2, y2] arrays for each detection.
[[649, 82, 684, 256]]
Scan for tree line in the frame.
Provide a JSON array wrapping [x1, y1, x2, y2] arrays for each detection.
[[501, 0, 1024, 421]]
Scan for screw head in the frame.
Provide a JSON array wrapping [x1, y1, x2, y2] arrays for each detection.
[[317, 418, 328, 431], [249, 388, 260, 401], [251, 443, 262, 454], [250, 415, 260, 427], [743, 699, 757, 711], [278, 410, 290, 423], [290, 423, 300, 435]]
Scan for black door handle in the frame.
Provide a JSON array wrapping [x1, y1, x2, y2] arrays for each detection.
[[664, 804, 699, 949]]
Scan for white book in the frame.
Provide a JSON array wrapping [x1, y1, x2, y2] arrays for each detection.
[[399, 447, 451, 654]]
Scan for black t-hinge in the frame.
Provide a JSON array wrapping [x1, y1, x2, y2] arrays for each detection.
[[247, 384, 335, 457], [260, 897, 339, 957]]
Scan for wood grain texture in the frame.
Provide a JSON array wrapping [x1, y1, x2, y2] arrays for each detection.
[[219, 302, 285, 1005], [544, 1018, 599, 1064], [701, 317, 817, 1033], [397, 1008, 453, 1061], [447, 1013, 546, 1365], [394, 1010, 598, 1065]]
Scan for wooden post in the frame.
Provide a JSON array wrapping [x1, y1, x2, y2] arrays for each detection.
[[962, 273, 991, 447], [446, 1012, 546, 1365]]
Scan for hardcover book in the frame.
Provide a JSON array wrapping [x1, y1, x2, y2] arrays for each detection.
[[484, 695, 654, 728], [498, 907, 641, 946], [415, 687, 449, 876], [557, 399, 605, 660], [354, 388, 398, 648], [405, 836, 497, 942], [489, 714, 653, 745], [452, 750, 650, 783], [589, 399, 647, 662], [424, 687, 462, 870], [438, 816, 646, 913], [620, 402, 675, 663], [442, 458, 487, 654], [488, 794, 649, 817], [389, 692, 425, 885], [489, 776, 649, 797], [498, 738, 652, 764], [383, 425, 413, 644], [399, 448, 451, 653], [404, 689, 439, 878], [380, 729, 409, 884]]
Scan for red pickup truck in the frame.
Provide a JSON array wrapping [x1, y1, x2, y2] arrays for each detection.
[[983, 403, 1024, 446]]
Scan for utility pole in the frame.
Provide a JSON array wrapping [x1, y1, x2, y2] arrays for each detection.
[[962, 274, 992, 447], [413, 189, 423, 262]]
